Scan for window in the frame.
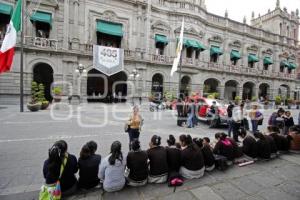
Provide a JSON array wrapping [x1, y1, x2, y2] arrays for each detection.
[[210, 54, 218, 63], [263, 64, 268, 71], [155, 42, 164, 55], [288, 68, 292, 74], [279, 23, 282, 35], [35, 22, 50, 38], [97, 32, 121, 48], [248, 62, 254, 68], [186, 47, 193, 58], [280, 65, 284, 72], [0, 13, 10, 40], [195, 50, 200, 59], [232, 59, 238, 66]]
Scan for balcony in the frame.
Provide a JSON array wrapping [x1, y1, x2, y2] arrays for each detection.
[[151, 54, 172, 64], [24, 36, 58, 51]]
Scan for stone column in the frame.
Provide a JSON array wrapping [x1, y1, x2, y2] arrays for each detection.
[[71, 1, 80, 50], [63, 0, 70, 49], [219, 84, 225, 100], [238, 86, 243, 99]]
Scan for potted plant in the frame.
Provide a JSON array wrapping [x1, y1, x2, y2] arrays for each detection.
[[52, 86, 62, 103], [234, 96, 241, 104], [275, 96, 282, 109], [251, 96, 257, 102], [27, 81, 42, 112], [38, 83, 49, 110], [213, 92, 220, 99]]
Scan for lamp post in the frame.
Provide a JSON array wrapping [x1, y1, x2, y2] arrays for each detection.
[[75, 63, 86, 99], [129, 68, 140, 105]]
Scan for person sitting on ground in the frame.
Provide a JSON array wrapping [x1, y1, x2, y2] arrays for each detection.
[[238, 128, 257, 158], [264, 133, 278, 156], [288, 125, 300, 151], [225, 133, 243, 158], [267, 126, 290, 152], [43, 140, 78, 197], [78, 142, 101, 190], [126, 139, 148, 187], [213, 133, 235, 161], [193, 137, 215, 171], [147, 135, 168, 183], [179, 134, 205, 179], [254, 131, 271, 159], [99, 141, 125, 192], [166, 135, 181, 175]]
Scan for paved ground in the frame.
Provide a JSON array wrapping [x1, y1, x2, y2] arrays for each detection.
[[0, 102, 300, 200]]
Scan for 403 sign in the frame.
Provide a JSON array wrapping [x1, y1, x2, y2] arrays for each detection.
[[93, 45, 124, 76]]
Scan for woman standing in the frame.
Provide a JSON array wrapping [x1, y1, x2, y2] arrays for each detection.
[[127, 106, 143, 150], [99, 141, 126, 192], [249, 104, 263, 133]]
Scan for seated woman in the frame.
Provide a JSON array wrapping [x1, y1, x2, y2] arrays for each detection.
[[213, 133, 235, 161], [288, 125, 300, 151], [267, 126, 290, 152], [193, 137, 215, 171], [78, 142, 101, 190], [43, 140, 78, 197], [99, 141, 125, 192], [126, 139, 148, 186], [238, 129, 257, 158], [264, 134, 278, 156], [166, 135, 181, 178], [179, 135, 205, 179], [147, 135, 168, 183], [254, 132, 271, 159]]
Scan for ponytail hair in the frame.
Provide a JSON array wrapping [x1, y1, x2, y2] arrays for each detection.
[[254, 131, 265, 140], [151, 135, 161, 146], [80, 144, 91, 160], [47, 143, 63, 181], [109, 141, 123, 165]]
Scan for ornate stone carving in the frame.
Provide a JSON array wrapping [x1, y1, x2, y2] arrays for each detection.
[[229, 40, 242, 48], [102, 10, 117, 22], [151, 21, 171, 32], [262, 48, 273, 55], [208, 35, 223, 43], [247, 44, 259, 52]]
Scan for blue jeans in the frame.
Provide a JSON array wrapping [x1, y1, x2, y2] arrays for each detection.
[[251, 120, 258, 133], [128, 128, 140, 150], [187, 113, 194, 128]]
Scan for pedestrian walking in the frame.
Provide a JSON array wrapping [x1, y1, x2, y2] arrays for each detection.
[[187, 99, 195, 128], [176, 98, 184, 126], [249, 103, 263, 133], [232, 102, 244, 142], [283, 111, 294, 135], [126, 106, 143, 150], [227, 101, 234, 137]]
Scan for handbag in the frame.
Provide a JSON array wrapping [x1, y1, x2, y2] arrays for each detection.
[[124, 123, 130, 132], [39, 155, 68, 200]]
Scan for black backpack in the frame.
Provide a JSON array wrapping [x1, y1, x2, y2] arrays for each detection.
[[214, 155, 228, 171]]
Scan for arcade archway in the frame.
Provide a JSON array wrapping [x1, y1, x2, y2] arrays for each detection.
[[225, 80, 239, 100], [180, 76, 191, 98], [259, 83, 270, 100], [242, 82, 256, 100], [151, 73, 164, 100], [204, 78, 220, 96], [87, 69, 127, 103], [33, 63, 54, 102]]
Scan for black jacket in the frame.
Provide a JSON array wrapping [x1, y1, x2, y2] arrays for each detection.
[[78, 154, 101, 189], [242, 135, 257, 158], [126, 150, 148, 181], [269, 133, 290, 151], [265, 135, 278, 154], [201, 145, 215, 167], [256, 139, 271, 159], [181, 145, 204, 171], [43, 153, 78, 192], [213, 139, 235, 161], [166, 146, 181, 172], [147, 146, 168, 176]]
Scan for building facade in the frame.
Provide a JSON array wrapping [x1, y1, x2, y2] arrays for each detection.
[[0, 0, 299, 104]]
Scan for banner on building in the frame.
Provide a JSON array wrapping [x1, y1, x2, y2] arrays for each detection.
[[93, 45, 124, 76]]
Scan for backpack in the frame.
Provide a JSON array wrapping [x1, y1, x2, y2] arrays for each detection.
[[39, 156, 68, 200], [168, 171, 184, 192]]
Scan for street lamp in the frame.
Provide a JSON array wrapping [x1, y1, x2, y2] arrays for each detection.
[[129, 68, 140, 105]]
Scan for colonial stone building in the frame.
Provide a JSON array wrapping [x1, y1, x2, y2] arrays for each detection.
[[0, 0, 299, 104]]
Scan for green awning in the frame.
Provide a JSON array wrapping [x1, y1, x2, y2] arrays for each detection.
[[288, 62, 297, 69], [182, 38, 205, 51], [248, 54, 259, 63], [210, 46, 223, 55], [230, 50, 241, 60], [280, 60, 290, 67], [96, 20, 123, 37], [0, 2, 13, 16], [155, 34, 168, 45], [263, 57, 273, 65], [30, 11, 52, 26]]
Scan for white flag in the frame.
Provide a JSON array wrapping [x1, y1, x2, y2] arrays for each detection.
[[171, 18, 184, 77]]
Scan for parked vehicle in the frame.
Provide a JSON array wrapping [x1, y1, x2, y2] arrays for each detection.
[[149, 101, 166, 112]]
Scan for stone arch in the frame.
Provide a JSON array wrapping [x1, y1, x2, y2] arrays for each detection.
[[278, 84, 290, 99], [259, 83, 271, 100], [180, 75, 192, 98], [224, 80, 239, 100], [203, 78, 221, 96], [33, 63, 54, 102], [28, 58, 57, 74], [151, 73, 164, 99], [242, 81, 256, 100]]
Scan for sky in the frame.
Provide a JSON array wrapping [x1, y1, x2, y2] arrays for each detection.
[[205, 0, 300, 40]]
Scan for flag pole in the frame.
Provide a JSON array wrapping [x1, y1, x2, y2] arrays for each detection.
[[20, 0, 24, 112], [178, 50, 182, 98]]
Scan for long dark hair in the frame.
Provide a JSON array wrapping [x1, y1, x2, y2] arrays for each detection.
[[47, 140, 67, 180], [80, 144, 91, 160], [180, 134, 195, 149], [254, 131, 265, 140], [109, 141, 123, 165]]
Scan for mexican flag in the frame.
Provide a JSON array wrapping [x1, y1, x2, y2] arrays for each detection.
[[0, 0, 21, 74]]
